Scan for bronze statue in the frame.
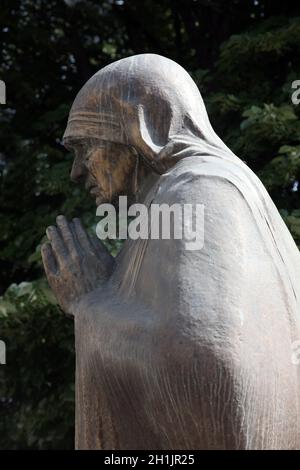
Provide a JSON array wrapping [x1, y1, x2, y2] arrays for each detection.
[[42, 54, 300, 449]]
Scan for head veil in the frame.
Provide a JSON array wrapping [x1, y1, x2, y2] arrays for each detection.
[[63, 53, 240, 173]]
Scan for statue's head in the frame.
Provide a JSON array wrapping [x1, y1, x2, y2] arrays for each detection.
[[63, 53, 232, 204]]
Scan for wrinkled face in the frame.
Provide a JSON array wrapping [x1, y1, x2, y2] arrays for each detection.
[[64, 138, 139, 205]]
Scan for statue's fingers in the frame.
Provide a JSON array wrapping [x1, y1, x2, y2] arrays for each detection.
[[46, 225, 67, 262], [89, 233, 112, 262], [41, 242, 58, 276], [89, 233, 103, 255], [72, 218, 93, 252], [56, 215, 78, 255]]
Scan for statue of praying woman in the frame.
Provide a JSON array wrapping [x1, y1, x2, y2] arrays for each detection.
[[42, 54, 300, 450]]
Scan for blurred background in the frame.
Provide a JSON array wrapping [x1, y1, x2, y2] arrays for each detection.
[[0, 0, 299, 449]]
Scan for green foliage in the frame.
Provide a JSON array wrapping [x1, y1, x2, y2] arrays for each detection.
[[0, 280, 74, 449], [236, 104, 300, 161], [259, 145, 300, 191], [203, 15, 300, 243], [284, 209, 300, 247], [0, 0, 299, 449]]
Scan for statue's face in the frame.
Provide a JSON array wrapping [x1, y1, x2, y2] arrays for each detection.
[[64, 138, 139, 205]]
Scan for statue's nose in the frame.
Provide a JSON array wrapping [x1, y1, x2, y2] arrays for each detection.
[[70, 155, 86, 183]]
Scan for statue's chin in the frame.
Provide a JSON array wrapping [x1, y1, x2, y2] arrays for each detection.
[[95, 192, 115, 206], [95, 194, 106, 206], [95, 191, 133, 206]]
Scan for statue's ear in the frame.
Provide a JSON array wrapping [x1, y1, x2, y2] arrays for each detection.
[[137, 98, 173, 148], [123, 97, 173, 164]]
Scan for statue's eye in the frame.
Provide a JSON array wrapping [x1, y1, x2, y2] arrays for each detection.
[[84, 148, 95, 162]]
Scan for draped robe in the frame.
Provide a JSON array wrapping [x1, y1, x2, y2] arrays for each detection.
[[63, 54, 300, 449]]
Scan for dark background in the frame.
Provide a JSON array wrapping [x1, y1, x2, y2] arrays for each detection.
[[0, 0, 300, 449]]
